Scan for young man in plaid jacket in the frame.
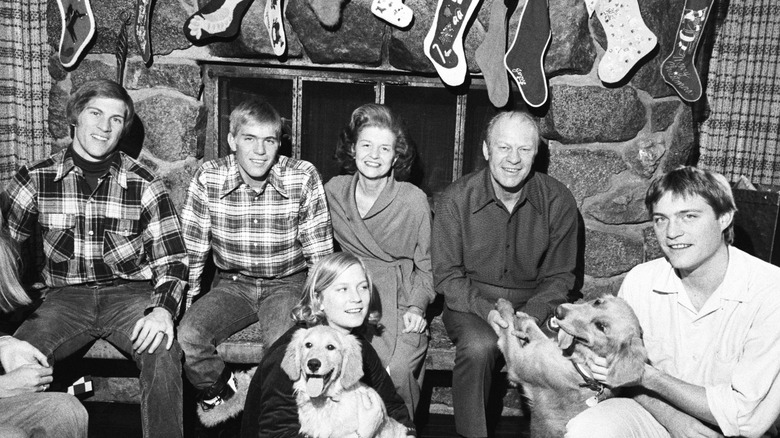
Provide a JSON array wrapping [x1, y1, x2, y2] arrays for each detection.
[[3, 79, 188, 438], [177, 99, 333, 423]]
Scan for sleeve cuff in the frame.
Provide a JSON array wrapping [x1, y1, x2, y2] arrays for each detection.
[[519, 301, 554, 324]]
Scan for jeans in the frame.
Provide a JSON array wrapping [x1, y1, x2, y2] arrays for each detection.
[[566, 398, 671, 438], [0, 392, 88, 437], [178, 270, 305, 393], [13, 283, 183, 438]]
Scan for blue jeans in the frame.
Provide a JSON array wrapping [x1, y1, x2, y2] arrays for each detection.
[[13, 283, 183, 438], [0, 392, 88, 437], [178, 270, 305, 392]]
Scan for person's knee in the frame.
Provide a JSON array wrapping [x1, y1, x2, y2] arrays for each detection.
[[45, 393, 88, 437], [177, 313, 208, 348], [457, 337, 498, 365], [0, 426, 27, 438]]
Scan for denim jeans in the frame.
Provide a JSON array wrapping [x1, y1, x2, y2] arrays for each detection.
[[178, 270, 305, 393], [0, 392, 88, 437], [13, 283, 183, 438]]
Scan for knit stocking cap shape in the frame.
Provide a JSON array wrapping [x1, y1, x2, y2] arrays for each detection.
[[475, 0, 510, 108], [57, 0, 96, 68], [264, 0, 286, 56], [183, 0, 254, 44], [595, 0, 658, 84], [135, 0, 153, 63], [307, 0, 347, 28], [660, 0, 714, 102], [503, 0, 552, 107], [423, 0, 482, 87]]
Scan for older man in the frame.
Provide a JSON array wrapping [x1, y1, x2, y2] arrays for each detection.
[[433, 111, 580, 437], [568, 166, 780, 438]]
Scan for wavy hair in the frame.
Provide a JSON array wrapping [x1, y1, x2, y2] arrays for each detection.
[[645, 166, 737, 244], [334, 104, 416, 181], [291, 252, 377, 327], [66, 79, 135, 137]]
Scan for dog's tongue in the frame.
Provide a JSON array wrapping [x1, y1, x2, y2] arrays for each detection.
[[557, 329, 575, 350], [306, 376, 325, 397]]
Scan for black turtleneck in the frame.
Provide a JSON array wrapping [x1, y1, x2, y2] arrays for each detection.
[[70, 147, 118, 194]]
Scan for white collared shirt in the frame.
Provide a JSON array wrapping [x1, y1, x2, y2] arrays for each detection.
[[619, 246, 780, 437]]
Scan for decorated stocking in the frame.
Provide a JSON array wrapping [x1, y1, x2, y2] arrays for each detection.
[[595, 0, 658, 84], [423, 0, 482, 87], [56, 0, 96, 68], [660, 0, 714, 102], [135, 0, 153, 63], [183, 0, 254, 44], [475, 0, 510, 107], [503, 0, 551, 107], [307, 0, 347, 28], [264, 0, 286, 56], [371, 0, 413, 28]]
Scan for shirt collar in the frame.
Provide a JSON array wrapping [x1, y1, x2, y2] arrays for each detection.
[[56, 147, 127, 189], [220, 154, 289, 199], [650, 246, 750, 303], [354, 171, 400, 219], [471, 167, 542, 214]]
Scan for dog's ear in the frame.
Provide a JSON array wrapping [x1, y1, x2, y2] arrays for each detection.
[[608, 336, 648, 387], [340, 333, 364, 389], [281, 328, 307, 381]]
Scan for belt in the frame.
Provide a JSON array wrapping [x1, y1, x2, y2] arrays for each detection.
[[80, 278, 133, 289]]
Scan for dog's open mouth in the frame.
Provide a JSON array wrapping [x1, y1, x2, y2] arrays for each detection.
[[557, 328, 589, 354], [304, 370, 333, 397]]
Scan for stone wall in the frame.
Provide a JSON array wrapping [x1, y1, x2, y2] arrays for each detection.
[[45, 0, 693, 414]]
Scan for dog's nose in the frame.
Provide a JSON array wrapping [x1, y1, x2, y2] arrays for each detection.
[[555, 305, 568, 320], [307, 359, 321, 372]]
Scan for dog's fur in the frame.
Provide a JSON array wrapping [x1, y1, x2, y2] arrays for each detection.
[[281, 325, 407, 438], [496, 295, 647, 438]]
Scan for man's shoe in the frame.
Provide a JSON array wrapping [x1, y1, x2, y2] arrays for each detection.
[[198, 373, 237, 411]]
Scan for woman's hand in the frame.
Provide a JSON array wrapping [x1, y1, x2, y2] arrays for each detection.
[[0, 364, 53, 398], [402, 306, 427, 334]]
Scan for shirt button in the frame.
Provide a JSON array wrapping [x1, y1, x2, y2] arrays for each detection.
[[88, 230, 94, 236], [253, 219, 258, 224]]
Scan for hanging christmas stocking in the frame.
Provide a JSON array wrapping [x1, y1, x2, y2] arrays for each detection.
[[476, 0, 510, 107], [264, 0, 286, 56], [307, 0, 347, 28], [423, 0, 483, 87], [135, 0, 153, 63], [183, 0, 254, 44], [56, 0, 96, 68], [660, 0, 714, 102], [595, 0, 658, 84], [503, 0, 552, 107], [371, 0, 413, 28]]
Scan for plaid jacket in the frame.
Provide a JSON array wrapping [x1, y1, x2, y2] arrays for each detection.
[[180, 154, 333, 306], [4, 148, 188, 316]]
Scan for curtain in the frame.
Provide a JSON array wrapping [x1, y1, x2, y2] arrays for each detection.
[[0, 0, 51, 186], [698, 0, 780, 186]]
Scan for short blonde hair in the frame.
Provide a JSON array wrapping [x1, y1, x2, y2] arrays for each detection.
[[291, 252, 376, 326]]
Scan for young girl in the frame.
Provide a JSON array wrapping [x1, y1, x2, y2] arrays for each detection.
[[240, 252, 415, 437], [325, 103, 433, 419]]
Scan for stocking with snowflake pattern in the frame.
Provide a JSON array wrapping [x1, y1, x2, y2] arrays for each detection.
[[595, 0, 658, 84]]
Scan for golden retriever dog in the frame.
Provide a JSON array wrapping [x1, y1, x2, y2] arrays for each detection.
[[281, 325, 407, 438], [495, 295, 647, 438]]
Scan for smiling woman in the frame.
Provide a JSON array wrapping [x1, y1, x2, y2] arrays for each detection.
[[240, 252, 416, 437]]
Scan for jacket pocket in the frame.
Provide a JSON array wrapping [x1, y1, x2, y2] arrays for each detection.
[[40, 213, 75, 264]]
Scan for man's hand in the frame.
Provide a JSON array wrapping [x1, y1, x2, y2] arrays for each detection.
[[0, 337, 49, 372], [131, 307, 174, 354], [0, 364, 53, 398], [402, 306, 427, 334], [488, 309, 509, 336], [658, 408, 724, 438]]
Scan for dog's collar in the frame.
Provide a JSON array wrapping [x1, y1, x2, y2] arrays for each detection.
[[572, 362, 605, 393]]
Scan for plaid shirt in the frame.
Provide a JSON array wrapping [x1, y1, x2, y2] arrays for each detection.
[[181, 154, 333, 305], [4, 149, 188, 316]]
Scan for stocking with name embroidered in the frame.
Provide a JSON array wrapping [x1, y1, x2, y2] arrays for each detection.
[[660, 0, 714, 102], [595, 0, 658, 84], [424, 0, 483, 87], [183, 0, 254, 44], [56, 0, 96, 68], [503, 0, 552, 107]]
